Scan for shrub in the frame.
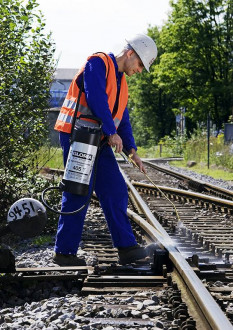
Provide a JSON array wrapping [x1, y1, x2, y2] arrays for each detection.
[[0, 0, 55, 223]]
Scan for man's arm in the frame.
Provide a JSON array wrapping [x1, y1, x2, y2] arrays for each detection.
[[117, 108, 146, 173], [84, 57, 117, 136], [84, 56, 124, 152]]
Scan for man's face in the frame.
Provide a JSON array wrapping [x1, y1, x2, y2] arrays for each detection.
[[124, 50, 144, 76]]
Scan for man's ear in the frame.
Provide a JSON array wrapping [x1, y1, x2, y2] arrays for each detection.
[[126, 49, 134, 58]]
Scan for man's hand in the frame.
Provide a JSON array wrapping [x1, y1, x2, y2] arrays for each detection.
[[108, 133, 123, 153], [129, 149, 146, 173]]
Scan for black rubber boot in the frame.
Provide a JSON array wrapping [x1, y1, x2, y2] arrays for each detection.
[[118, 245, 148, 265], [53, 253, 86, 266]]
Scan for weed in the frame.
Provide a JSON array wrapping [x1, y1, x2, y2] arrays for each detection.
[[31, 235, 54, 246]]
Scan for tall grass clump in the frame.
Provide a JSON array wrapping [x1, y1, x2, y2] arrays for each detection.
[[33, 145, 64, 170], [184, 130, 233, 171]]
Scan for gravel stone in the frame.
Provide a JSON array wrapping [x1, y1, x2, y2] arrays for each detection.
[[160, 162, 233, 191], [143, 299, 156, 306]]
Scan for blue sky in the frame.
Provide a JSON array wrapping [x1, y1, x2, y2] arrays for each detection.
[[38, 0, 171, 69]]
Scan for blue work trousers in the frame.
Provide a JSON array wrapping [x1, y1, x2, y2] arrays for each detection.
[[54, 132, 137, 255]]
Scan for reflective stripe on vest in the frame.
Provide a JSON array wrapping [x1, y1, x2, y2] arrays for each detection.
[[54, 53, 128, 134]]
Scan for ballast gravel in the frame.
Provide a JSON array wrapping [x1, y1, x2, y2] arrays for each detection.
[[1, 166, 232, 329], [0, 286, 169, 329], [159, 162, 233, 191], [0, 208, 170, 330]]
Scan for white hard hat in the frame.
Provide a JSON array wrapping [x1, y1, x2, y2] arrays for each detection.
[[125, 34, 157, 72]]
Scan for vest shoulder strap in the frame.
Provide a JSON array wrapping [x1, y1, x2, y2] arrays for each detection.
[[87, 52, 113, 79]]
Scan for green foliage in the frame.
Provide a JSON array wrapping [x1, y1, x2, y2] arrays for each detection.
[[126, 1, 233, 149], [155, 0, 233, 129], [0, 0, 56, 222], [183, 127, 208, 162], [159, 131, 187, 156], [136, 146, 160, 158], [184, 131, 233, 170], [170, 160, 233, 181], [31, 235, 53, 246], [128, 26, 176, 147], [36, 146, 64, 169]]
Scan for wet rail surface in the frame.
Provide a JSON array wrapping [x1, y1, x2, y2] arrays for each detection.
[[0, 161, 233, 329]]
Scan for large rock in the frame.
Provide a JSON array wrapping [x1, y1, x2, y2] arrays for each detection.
[[186, 160, 196, 167]]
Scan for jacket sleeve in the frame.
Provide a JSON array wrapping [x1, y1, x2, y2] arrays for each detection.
[[117, 107, 137, 151], [84, 57, 117, 136]]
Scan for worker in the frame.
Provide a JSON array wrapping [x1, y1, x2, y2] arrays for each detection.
[[53, 34, 158, 266]]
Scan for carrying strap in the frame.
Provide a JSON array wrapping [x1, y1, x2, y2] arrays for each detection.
[[70, 52, 110, 137], [93, 52, 110, 80], [70, 78, 84, 137]]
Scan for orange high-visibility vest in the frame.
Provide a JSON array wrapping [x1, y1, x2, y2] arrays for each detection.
[[54, 53, 128, 133]]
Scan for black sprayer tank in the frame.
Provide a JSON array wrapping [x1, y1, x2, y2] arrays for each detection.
[[59, 117, 102, 196]]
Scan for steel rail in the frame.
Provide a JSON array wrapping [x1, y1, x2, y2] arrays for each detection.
[[121, 168, 233, 330], [42, 162, 233, 200], [143, 160, 233, 199], [132, 181, 233, 209]]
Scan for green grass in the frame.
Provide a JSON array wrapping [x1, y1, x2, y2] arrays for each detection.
[[170, 160, 233, 182], [31, 235, 54, 246], [37, 146, 64, 169], [136, 145, 177, 158], [37, 135, 233, 184]]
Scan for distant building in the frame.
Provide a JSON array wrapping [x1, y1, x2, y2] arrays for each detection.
[[50, 68, 78, 108], [48, 68, 78, 145]]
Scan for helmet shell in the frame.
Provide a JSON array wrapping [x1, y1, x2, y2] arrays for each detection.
[[125, 34, 157, 72]]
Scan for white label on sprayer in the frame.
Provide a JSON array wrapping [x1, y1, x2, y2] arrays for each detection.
[[63, 142, 98, 185]]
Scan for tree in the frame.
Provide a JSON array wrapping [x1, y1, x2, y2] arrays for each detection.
[[128, 26, 175, 146], [0, 0, 55, 219], [154, 0, 233, 130]]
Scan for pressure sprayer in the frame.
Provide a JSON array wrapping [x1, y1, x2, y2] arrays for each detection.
[[41, 77, 105, 215], [6, 114, 105, 239], [6, 79, 106, 239], [41, 114, 104, 215]]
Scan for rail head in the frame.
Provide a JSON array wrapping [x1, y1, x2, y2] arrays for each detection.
[[143, 160, 233, 199], [132, 181, 233, 208]]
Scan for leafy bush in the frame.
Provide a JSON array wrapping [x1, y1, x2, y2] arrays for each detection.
[[0, 0, 55, 223], [158, 132, 186, 157]]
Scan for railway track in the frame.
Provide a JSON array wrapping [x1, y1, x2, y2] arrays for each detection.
[[121, 163, 233, 259], [119, 159, 233, 201], [0, 160, 233, 329], [120, 162, 233, 328]]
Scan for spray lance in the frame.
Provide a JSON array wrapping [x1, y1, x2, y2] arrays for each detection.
[[41, 135, 182, 218], [119, 148, 181, 270], [120, 148, 181, 224]]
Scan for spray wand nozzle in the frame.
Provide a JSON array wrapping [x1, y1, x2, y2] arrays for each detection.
[[120, 148, 131, 164]]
